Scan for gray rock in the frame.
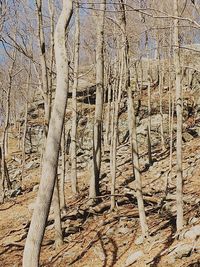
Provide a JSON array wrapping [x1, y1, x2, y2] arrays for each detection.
[[182, 132, 193, 142], [134, 235, 144, 245], [184, 225, 200, 240], [188, 217, 199, 225], [107, 227, 115, 236], [117, 226, 130, 235], [32, 184, 39, 192], [12, 169, 21, 179], [26, 161, 39, 170], [168, 243, 193, 259], [125, 250, 144, 266]]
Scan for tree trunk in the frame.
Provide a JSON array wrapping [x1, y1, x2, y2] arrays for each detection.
[[0, 51, 16, 202], [121, 0, 148, 237], [35, 0, 50, 137], [48, 0, 55, 122], [89, 0, 106, 199], [52, 178, 63, 248], [60, 126, 66, 211], [110, 53, 123, 210], [21, 65, 31, 182], [174, 0, 184, 231], [127, 85, 149, 238], [23, 1, 72, 266], [21, 101, 28, 182], [147, 56, 153, 165], [71, 1, 80, 194]]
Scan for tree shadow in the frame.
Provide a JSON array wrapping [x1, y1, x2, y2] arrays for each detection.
[[96, 232, 118, 267], [149, 217, 176, 266], [187, 261, 200, 267]]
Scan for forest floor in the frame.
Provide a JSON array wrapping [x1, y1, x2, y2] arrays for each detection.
[[1, 86, 200, 266], [1, 134, 200, 267]]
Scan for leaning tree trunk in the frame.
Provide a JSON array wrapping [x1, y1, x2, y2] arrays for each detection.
[[89, 0, 106, 199], [71, 1, 80, 194], [121, 0, 148, 237], [174, 0, 184, 231], [23, 1, 73, 266]]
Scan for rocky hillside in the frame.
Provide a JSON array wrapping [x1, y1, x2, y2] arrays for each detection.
[[1, 82, 200, 267]]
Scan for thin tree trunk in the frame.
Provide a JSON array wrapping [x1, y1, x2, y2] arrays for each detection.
[[0, 51, 16, 202], [105, 67, 112, 147], [52, 177, 63, 248], [110, 53, 123, 211], [48, 0, 55, 122], [21, 64, 31, 182], [18, 122, 21, 150], [127, 84, 149, 238], [147, 43, 153, 165], [89, 0, 106, 199], [35, 0, 50, 137], [158, 53, 165, 151], [71, 1, 80, 194], [23, 2, 72, 266], [174, 0, 184, 231], [121, 0, 148, 237], [60, 126, 66, 211], [21, 101, 28, 182]]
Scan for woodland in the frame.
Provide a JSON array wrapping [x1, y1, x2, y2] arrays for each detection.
[[1, 0, 200, 266]]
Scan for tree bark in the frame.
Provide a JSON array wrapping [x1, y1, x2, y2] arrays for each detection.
[[147, 44, 153, 166], [21, 101, 28, 182], [60, 126, 66, 211], [89, 0, 106, 199], [127, 84, 149, 238], [121, 0, 148, 237], [71, 1, 80, 194], [174, 0, 184, 231], [23, 1, 72, 266], [110, 52, 123, 210], [35, 0, 50, 137], [52, 178, 63, 248]]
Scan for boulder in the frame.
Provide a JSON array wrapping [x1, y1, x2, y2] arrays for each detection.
[[168, 243, 193, 260], [182, 132, 193, 142], [125, 250, 144, 266], [184, 225, 200, 240], [26, 161, 39, 170]]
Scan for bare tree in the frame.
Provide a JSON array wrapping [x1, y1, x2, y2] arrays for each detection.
[[35, 0, 50, 137], [71, 1, 80, 194], [0, 50, 17, 203], [89, 0, 106, 199], [174, 0, 184, 231], [23, 1, 73, 265]]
